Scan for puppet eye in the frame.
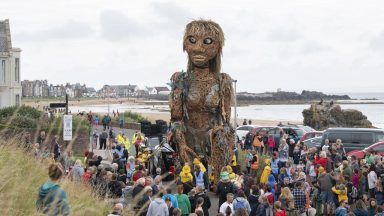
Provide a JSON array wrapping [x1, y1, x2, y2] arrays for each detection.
[[203, 38, 213, 45], [189, 36, 196, 44]]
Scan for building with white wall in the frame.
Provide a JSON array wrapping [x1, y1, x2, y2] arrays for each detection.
[[0, 19, 21, 108]]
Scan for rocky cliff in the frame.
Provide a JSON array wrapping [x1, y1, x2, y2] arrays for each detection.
[[302, 102, 373, 130]]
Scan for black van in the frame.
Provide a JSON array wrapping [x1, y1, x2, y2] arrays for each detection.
[[321, 128, 384, 152]]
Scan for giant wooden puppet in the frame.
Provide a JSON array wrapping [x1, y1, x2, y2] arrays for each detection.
[[169, 19, 234, 184]]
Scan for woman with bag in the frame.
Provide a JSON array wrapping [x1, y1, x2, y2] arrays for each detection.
[[252, 133, 262, 154], [250, 154, 259, 177]]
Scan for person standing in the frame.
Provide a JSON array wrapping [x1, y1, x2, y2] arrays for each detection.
[[216, 172, 235, 210], [175, 184, 191, 216], [317, 167, 336, 216], [194, 186, 211, 216], [193, 164, 209, 190], [37, 131, 46, 146], [52, 135, 61, 161], [36, 163, 70, 215], [368, 165, 378, 198], [99, 129, 108, 150], [106, 114, 112, 129], [219, 193, 234, 215], [292, 182, 306, 215], [102, 115, 108, 130]]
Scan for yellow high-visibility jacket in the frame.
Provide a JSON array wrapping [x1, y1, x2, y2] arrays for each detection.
[[122, 137, 130, 151]]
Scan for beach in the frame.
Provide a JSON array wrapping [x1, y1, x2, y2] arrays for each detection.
[[138, 112, 300, 126], [22, 97, 383, 128]]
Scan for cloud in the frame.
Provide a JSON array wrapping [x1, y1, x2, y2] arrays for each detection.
[[13, 20, 93, 41], [151, 2, 193, 25], [267, 28, 302, 42], [301, 41, 332, 54], [99, 10, 147, 41], [370, 31, 384, 51]]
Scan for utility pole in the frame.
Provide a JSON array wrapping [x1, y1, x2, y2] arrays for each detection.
[[65, 93, 68, 114]]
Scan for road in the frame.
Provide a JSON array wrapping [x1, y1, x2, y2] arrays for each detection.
[[90, 125, 220, 215]]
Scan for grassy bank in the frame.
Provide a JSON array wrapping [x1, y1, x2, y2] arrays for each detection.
[[0, 139, 113, 215]]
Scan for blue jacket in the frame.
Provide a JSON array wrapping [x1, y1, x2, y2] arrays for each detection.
[[162, 194, 179, 208], [270, 159, 279, 175], [336, 207, 347, 216], [36, 182, 70, 216], [268, 175, 276, 195]]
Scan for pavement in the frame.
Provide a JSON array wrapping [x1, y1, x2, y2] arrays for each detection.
[[89, 125, 220, 215]]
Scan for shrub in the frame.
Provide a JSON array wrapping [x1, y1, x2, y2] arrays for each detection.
[[0, 105, 41, 119], [123, 111, 145, 123], [0, 138, 114, 215]]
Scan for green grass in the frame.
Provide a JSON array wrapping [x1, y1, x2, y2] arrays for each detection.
[[237, 149, 270, 183], [0, 139, 114, 215], [122, 111, 145, 123]]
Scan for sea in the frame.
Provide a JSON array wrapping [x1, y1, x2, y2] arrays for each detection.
[[70, 92, 384, 129]]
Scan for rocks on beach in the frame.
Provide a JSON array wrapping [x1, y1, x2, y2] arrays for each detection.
[[302, 102, 373, 130]]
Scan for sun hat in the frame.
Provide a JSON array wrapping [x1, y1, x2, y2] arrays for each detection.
[[193, 158, 200, 165], [182, 165, 191, 173], [220, 171, 229, 181]]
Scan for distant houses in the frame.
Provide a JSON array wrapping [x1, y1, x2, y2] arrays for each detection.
[[98, 85, 139, 98], [20, 80, 170, 99], [147, 87, 170, 95]]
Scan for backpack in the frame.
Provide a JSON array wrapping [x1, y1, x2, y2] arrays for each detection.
[[351, 186, 358, 199], [234, 198, 246, 211]]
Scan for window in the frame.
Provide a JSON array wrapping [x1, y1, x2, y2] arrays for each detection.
[[328, 132, 353, 143], [15, 94, 20, 106], [372, 144, 384, 152], [0, 60, 4, 82], [15, 58, 19, 82], [376, 133, 384, 142], [294, 129, 305, 137], [352, 133, 374, 144]]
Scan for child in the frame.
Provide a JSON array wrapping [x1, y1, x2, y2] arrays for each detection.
[[275, 201, 286, 216], [332, 184, 348, 203], [245, 149, 253, 174], [267, 135, 275, 155], [195, 197, 204, 214], [292, 146, 301, 171]]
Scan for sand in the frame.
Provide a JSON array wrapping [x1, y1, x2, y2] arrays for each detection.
[[139, 112, 301, 126], [22, 98, 302, 126]]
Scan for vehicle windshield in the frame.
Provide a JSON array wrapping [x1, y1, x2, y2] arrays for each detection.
[[301, 126, 315, 132], [377, 134, 384, 142], [294, 129, 305, 136]]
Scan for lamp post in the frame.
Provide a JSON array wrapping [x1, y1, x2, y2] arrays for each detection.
[[232, 79, 237, 128]]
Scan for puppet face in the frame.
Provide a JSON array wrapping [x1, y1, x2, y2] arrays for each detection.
[[184, 32, 220, 68]]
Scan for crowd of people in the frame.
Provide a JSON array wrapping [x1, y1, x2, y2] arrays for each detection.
[[32, 118, 384, 216]]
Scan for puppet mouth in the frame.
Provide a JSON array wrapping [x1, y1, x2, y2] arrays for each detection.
[[193, 55, 206, 62]]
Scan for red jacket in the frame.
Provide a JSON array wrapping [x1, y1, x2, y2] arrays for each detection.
[[82, 172, 92, 183], [276, 210, 287, 216], [314, 157, 327, 169], [133, 170, 143, 182]]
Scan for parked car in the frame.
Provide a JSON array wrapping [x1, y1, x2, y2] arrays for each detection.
[[303, 136, 323, 149], [236, 125, 259, 140], [282, 127, 305, 142], [282, 123, 315, 133], [347, 141, 384, 159], [250, 126, 302, 144], [300, 131, 324, 142], [321, 128, 384, 152]]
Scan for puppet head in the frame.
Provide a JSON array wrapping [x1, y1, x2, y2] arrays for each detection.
[[183, 19, 224, 73]]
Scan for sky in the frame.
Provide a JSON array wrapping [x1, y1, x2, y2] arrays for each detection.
[[1, 0, 384, 93]]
